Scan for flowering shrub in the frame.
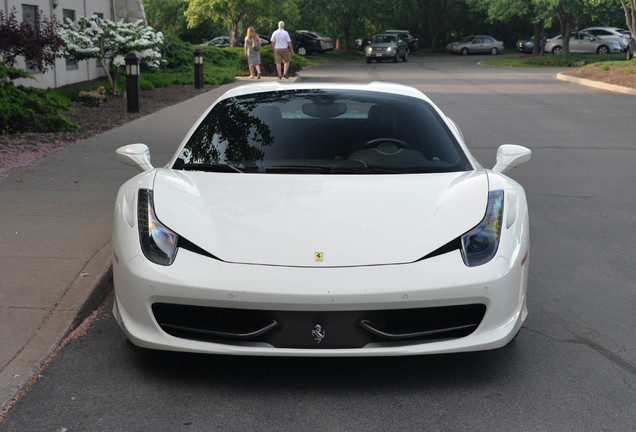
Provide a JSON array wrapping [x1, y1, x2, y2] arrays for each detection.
[[59, 16, 163, 95]]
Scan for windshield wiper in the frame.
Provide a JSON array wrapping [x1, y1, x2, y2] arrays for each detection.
[[181, 163, 245, 173]]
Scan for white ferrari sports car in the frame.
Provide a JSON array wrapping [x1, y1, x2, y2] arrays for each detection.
[[112, 81, 531, 356]]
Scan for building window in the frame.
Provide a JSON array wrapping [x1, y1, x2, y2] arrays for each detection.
[[63, 9, 78, 70], [22, 4, 38, 31], [22, 5, 38, 73]]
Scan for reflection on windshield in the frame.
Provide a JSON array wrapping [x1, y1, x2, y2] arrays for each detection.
[[174, 89, 472, 174]]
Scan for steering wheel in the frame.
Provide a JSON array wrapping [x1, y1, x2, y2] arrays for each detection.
[[362, 137, 412, 151]]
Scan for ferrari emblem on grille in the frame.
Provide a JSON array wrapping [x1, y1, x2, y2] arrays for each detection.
[[314, 252, 324, 262], [312, 324, 326, 343]]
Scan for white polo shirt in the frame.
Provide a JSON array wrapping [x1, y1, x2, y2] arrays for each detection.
[[271, 28, 291, 49]]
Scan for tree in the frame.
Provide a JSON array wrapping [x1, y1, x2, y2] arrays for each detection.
[[59, 16, 163, 95], [184, 0, 298, 47], [144, 0, 221, 44], [0, 7, 62, 73], [620, 0, 635, 37], [469, 0, 549, 55]]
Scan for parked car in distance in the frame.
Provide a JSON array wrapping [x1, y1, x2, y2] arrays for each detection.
[[446, 35, 504, 55], [385, 30, 419, 52], [202, 36, 230, 47], [628, 37, 636, 60], [515, 35, 552, 54], [202, 35, 268, 48], [293, 30, 334, 56], [544, 32, 622, 54], [581, 27, 631, 51], [365, 33, 408, 63]]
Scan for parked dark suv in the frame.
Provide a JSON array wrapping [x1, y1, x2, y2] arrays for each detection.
[[385, 30, 419, 52]]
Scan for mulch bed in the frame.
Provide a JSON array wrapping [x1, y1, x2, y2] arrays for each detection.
[[0, 84, 214, 179]]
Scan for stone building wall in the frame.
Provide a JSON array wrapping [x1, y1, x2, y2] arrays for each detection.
[[113, 0, 146, 23]]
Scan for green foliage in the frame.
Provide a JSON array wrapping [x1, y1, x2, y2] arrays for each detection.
[[600, 64, 610, 72], [184, 0, 298, 46], [0, 64, 76, 133], [144, 0, 222, 44], [0, 60, 31, 80], [482, 53, 625, 67]]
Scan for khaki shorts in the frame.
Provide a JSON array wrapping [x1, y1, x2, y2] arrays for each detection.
[[274, 48, 291, 65]]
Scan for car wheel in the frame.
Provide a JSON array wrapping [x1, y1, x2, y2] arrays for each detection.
[[366, 58, 371, 64], [402, 51, 408, 62], [393, 54, 398, 63], [490, 47, 499, 55], [552, 46, 562, 55], [461, 48, 468, 56], [597, 45, 609, 55], [628, 47, 634, 60], [298, 46, 307, 56]]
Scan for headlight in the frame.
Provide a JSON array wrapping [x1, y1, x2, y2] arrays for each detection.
[[461, 190, 504, 267], [387, 46, 394, 52], [138, 189, 178, 266], [365, 46, 372, 53]]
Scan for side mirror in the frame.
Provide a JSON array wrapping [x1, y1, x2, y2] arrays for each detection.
[[116, 143, 154, 172], [492, 144, 531, 174]]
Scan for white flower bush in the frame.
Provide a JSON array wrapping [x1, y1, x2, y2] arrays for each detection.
[[59, 16, 163, 95]]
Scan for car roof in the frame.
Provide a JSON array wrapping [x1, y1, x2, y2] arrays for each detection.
[[219, 81, 429, 103]]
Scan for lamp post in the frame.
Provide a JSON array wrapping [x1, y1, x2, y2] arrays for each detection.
[[125, 53, 141, 113], [194, 49, 204, 90]]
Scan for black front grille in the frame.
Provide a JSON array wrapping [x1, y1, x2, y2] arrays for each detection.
[[152, 303, 486, 349]]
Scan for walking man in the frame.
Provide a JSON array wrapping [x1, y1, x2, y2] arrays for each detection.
[[270, 21, 294, 79]]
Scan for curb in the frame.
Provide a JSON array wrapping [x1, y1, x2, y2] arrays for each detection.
[[0, 243, 113, 411], [556, 72, 636, 96]]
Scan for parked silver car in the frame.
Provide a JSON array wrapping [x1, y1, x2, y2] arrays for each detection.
[[581, 27, 631, 51], [545, 32, 622, 54], [365, 33, 408, 63], [446, 35, 504, 55]]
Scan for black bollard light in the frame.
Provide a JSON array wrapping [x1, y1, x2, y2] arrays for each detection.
[[194, 49, 204, 89], [125, 52, 141, 113]]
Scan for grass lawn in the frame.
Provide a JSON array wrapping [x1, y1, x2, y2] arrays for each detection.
[[482, 53, 630, 67]]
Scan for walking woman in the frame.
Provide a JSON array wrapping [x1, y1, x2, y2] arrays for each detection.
[[244, 27, 262, 79]]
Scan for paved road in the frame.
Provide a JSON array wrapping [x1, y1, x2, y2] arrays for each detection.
[[2, 55, 635, 431]]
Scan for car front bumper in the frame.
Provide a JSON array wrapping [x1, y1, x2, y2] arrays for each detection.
[[112, 244, 529, 357], [366, 49, 399, 59]]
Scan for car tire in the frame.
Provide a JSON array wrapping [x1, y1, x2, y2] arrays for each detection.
[[393, 54, 398, 63], [597, 45, 609, 54], [628, 47, 634, 60], [552, 46, 562, 55], [461, 48, 468, 56], [298, 46, 307, 56], [366, 58, 371, 64], [402, 51, 408, 62], [490, 47, 499, 55]]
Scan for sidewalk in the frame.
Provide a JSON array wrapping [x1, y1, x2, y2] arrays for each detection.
[[0, 80, 251, 411]]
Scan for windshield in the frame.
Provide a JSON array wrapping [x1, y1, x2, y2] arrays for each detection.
[[174, 89, 472, 174], [372, 34, 397, 44], [462, 36, 476, 43]]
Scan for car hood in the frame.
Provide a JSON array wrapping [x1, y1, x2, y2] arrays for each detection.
[[152, 170, 489, 267]]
